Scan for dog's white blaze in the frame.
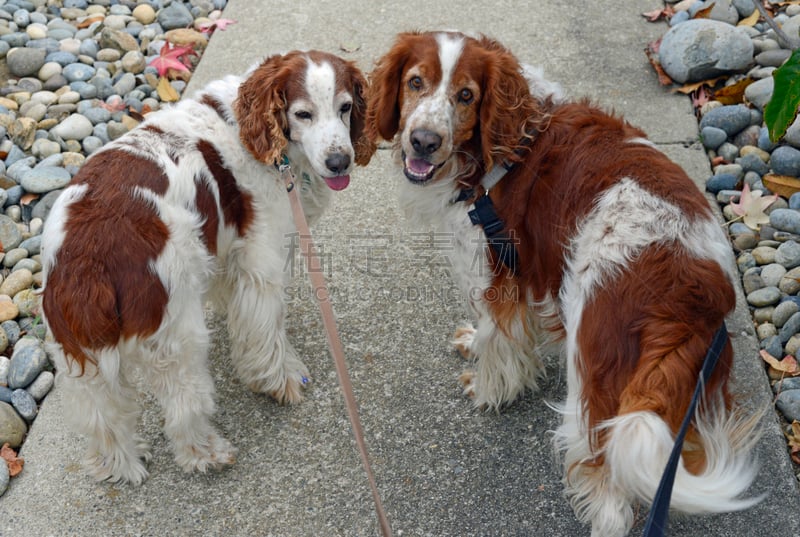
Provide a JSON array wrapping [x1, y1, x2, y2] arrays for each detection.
[[403, 34, 465, 157], [287, 58, 354, 178]]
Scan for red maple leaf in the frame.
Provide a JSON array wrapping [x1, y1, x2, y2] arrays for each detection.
[[148, 43, 197, 78]]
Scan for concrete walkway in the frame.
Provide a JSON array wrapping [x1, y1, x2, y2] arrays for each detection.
[[3, 1, 799, 535]]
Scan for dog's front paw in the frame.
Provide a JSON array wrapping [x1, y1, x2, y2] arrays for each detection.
[[84, 438, 151, 486], [269, 374, 310, 405], [458, 369, 478, 399], [452, 324, 477, 359], [175, 432, 237, 474]]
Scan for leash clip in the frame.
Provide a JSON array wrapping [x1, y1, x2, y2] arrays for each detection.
[[279, 161, 295, 192]]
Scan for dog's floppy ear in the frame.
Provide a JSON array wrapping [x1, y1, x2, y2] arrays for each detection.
[[478, 37, 543, 169], [366, 33, 416, 144], [345, 62, 377, 166], [234, 54, 292, 165]]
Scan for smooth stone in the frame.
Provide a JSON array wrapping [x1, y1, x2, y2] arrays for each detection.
[[701, 126, 727, 149], [50, 113, 93, 140], [776, 390, 800, 421], [30, 190, 61, 221], [761, 263, 787, 286], [133, 4, 156, 24], [0, 385, 9, 404], [742, 269, 765, 294], [7, 340, 46, 390], [737, 152, 770, 176], [780, 266, 800, 294], [96, 47, 121, 62], [752, 246, 777, 265], [771, 145, 800, 177], [770, 209, 800, 235], [12, 258, 40, 275], [700, 105, 753, 137], [756, 48, 791, 67], [62, 62, 95, 82], [747, 286, 782, 307], [99, 27, 139, 52], [774, 377, 800, 393], [30, 138, 60, 159], [11, 388, 36, 421], [5, 46, 46, 77], [20, 165, 71, 193], [0, 216, 22, 251], [0, 401, 26, 448], [27, 370, 53, 401], [158, 1, 194, 29], [774, 300, 800, 328], [780, 311, 800, 343], [776, 240, 800, 269], [44, 50, 76, 66], [762, 334, 784, 358], [757, 322, 777, 340], [706, 173, 738, 193], [13, 288, 38, 316], [734, 125, 761, 148], [717, 142, 740, 163], [2, 248, 27, 269], [659, 19, 754, 83], [121, 50, 146, 74], [0, 269, 32, 297]]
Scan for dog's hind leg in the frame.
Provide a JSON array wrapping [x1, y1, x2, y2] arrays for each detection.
[[226, 279, 310, 404], [140, 300, 237, 474], [53, 346, 151, 485]]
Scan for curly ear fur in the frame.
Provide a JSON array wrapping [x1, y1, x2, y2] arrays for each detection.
[[366, 33, 417, 144], [234, 54, 292, 165], [477, 37, 543, 169], [346, 63, 377, 166]]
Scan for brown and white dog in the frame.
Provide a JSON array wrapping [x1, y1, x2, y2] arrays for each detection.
[[365, 31, 760, 536], [41, 50, 373, 485]]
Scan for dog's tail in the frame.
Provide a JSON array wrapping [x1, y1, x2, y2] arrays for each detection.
[[602, 404, 764, 515]]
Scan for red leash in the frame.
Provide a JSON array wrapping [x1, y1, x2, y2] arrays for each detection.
[[280, 161, 392, 536]]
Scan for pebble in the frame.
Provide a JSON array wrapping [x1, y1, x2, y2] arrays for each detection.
[[50, 113, 93, 140], [776, 240, 800, 268], [699, 104, 753, 137], [20, 166, 71, 193], [659, 19, 753, 83], [27, 371, 54, 401], [701, 126, 728, 149], [777, 389, 800, 422], [6, 47, 45, 77], [770, 145, 800, 176], [7, 340, 48, 390], [0, 401, 27, 448], [747, 286, 782, 307], [0, 269, 33, 297], [11, 388, 36, 421]]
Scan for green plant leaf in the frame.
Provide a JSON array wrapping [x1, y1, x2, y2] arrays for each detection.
[[765, 48, 800, 142]]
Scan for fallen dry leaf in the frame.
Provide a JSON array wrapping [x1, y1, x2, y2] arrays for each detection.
[[737, 10, 761, 26], [762, 174, 800, 198], [715, 77, 755, 105], [691, 86, 712, 109], [784, 420, 800, 464], [1, 443, 23, 477], [156, 76, 180, 102], [761, 349, 800, 375], [730, 183, 779, 229], [693, 4, 715, 18], [672, 76, 727, 95], [644, 39, 673, 86], [642, 7, 675, 22]]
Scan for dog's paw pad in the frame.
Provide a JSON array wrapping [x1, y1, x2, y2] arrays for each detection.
[[452, 325, 476, 359]]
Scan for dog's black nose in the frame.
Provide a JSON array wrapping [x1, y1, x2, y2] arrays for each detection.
[[410, 129, 442, 156], [325, 153, 351, 175]]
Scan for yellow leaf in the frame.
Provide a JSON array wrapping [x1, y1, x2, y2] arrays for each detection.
[[714, 77, 754, 105], [737, 10, 760, 27], [157, 76, 179, 102]]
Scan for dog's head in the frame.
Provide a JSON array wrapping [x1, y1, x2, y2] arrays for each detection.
[[366, 31, 546, 186], [234, 50, 375, 190]]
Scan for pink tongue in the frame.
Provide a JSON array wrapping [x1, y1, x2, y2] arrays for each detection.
[[324, 175, 350, 191], [407, 158, 435, 175]]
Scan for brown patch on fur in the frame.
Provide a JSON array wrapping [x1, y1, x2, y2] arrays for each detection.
[[193, 175, 220, 255], [43, 149, 171, 372], [196, 139, 253, 237]]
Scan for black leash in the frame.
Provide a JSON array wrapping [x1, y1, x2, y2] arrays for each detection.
[[641, 322, 728, 537]]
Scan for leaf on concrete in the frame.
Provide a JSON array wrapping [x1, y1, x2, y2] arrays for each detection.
[[644, 39, 673, 86], [765, 48, 800, 142]]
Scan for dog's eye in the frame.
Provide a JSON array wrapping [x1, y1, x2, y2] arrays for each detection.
[[408, 76, 423, 91], [458, 88, 474, 104], [295, 110, 313, 120], [339, 102, 352, 115]]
